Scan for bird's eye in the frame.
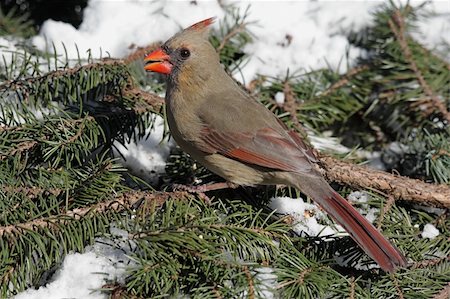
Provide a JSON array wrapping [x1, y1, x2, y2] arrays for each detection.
[[180, 48, 190, 59]]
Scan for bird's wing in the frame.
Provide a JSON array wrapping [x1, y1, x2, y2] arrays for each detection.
[[199, 125, 317, 174]]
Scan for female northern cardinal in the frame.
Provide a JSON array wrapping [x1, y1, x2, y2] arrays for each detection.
[[144, 17, 406, 272]]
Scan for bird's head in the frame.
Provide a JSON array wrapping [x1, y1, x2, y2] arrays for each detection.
[[144, 17, 219, 82]]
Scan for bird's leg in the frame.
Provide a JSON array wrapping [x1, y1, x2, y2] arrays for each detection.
[[172, 182, 238, 203]]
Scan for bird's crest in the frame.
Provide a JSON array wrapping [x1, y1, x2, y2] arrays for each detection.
[[187, 17, 216, 32]]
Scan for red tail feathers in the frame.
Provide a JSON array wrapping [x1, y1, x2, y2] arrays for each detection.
[[323, 191, 407, 272]]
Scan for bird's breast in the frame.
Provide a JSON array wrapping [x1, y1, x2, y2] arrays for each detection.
[[165, 95, 205, 156]]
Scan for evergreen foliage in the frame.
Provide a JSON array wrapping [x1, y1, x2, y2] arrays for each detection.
[[0, 2, 448, 298]]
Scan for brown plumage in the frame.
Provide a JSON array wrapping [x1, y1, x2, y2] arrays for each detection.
[[144, 18, 407, 272]]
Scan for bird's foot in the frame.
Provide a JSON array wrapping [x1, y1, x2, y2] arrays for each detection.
[[172, 182, 238, 204]]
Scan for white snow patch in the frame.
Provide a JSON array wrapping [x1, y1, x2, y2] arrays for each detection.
[[15, 223, 132, 299], [274, 91, 285, 105], [308, 130, 351, 154], [14, 252, 124, 299], [112, 114, 173, 184], [347, 190, 370, 204], [254, 267, 277, 298], [31, 0, 450, 84], [270, 196, 345, 238], [413, 1, 450, 60], [347, 191, 378, 224], [237, 1, 380, 83], [33, 0, 224, 60], [422, 223, 440, 239], [0, 37, 19, 67]]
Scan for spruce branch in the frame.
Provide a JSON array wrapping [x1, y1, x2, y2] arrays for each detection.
[[392, 274, 405, 299], [388, 9, 450, 122], [319, 64, 370, 98], [282, 81, 307, 138], [0, 58, 124, 89], [320, 156, 450, 207], [122, 85, 165, 112], [376, 195, 395, 230], [216, 22, 247, 53], [0, 190, 189, 236], [123, 43, 160, 64]]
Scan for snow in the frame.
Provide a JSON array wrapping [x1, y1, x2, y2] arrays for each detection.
[[32, 0, 450, 84], [33, 0, 225, 61], [270, 196, 346, 238], [236, 1, 378, 83], [274, 91, 285, 104], [0, 37, 19, 67], [308, 130, 351, 154], [8, 0, 450, 297], [14, 224, 132, 299], [254, 267, 277, 299], [347, 191, 378, 224], [422, 223, 440, 239], [14, 252, 123, 299], [112, 115, 172, 184], [412, 2, 450, 60]]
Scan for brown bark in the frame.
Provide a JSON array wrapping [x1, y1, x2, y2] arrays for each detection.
[[320, 156, 450, 208]]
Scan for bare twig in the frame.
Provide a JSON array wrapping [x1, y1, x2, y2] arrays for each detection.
[[320, 156, 450, 208]]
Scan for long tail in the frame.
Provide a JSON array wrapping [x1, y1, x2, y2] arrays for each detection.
[[294, 176, 407, 272]]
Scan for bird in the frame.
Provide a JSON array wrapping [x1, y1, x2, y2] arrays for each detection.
[[143, 17, 407, 272]]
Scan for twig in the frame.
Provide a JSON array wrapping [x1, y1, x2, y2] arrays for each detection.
[[349, 276, 356, 299], [123, 43, 160, 64], [320, 64, 370, 98], [1, 185, 62, 197], [376, 195, 396, 230], [0, 59, 125, 90], [411, 256, 449, 269], [320, 156, 450, 208], [0, 190, 190, 236], [283, 81, 308, 138], [122, 86, 165, 112], [217, 23, 246, 52], [391, 274, 404, 299], [388, 9, 450, 122], [103, 283, 143, 299], [242, 265, 255, 299], [433, 283, 450, 299], [0, 140, 37, 160]]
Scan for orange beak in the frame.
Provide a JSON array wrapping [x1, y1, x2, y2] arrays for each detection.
[[144, 48, 172, 74]]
